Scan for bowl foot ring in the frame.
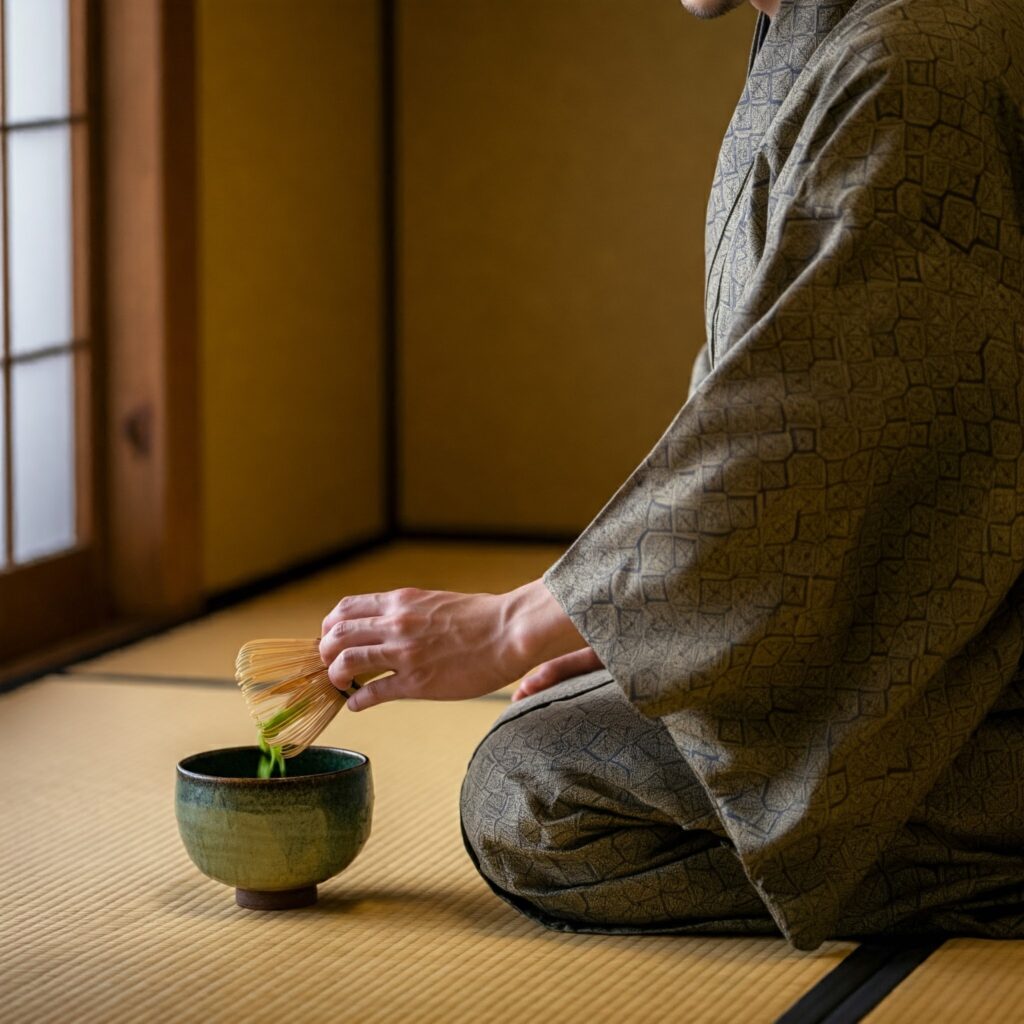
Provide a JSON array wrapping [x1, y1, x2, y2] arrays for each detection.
[[235, 885, 318, 910]]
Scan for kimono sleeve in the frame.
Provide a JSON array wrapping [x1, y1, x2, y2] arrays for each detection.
[[543, 51, 1024, 948], [687, 342, 712, 400]]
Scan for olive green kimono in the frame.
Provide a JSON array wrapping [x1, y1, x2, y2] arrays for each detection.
[[460, 0, 1024, 951]]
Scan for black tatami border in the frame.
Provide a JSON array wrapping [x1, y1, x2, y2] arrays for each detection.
[[60, 669, 234, 688], [57, 666, 514, 703], [775, 940, 944, 1024]]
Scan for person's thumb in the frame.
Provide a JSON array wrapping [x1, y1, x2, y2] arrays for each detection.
[[346, 673, 403, 712]]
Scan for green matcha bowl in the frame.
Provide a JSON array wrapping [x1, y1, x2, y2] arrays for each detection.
[[176, 746, 373, 910]]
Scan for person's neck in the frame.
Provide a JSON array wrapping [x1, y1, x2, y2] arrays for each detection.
[[750, 0, 781, 16]]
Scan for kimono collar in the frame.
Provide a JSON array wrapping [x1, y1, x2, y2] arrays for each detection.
[[746, 0, 862, 112], [706, 0, 862, 283]]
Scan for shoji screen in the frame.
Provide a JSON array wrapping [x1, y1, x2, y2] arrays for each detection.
[[1, 0, 90, 569], [0, 0, 105, 663]]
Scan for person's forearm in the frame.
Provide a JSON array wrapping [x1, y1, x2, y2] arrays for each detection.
[[319, 578, 590, 710], [501, 579, 587, 674]]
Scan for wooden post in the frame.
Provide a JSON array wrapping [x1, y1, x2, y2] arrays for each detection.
[[100, 0, 202, 616]]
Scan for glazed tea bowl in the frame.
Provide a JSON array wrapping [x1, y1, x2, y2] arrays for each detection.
[[176, 745, 373, 909]]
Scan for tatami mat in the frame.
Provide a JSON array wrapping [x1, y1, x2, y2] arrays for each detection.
[[1, 678, 853, 1023], [74, 541, 565, 681], [864, 940, 1024, 1023]]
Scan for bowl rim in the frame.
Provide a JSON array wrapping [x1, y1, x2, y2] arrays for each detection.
[[176, 745, 369, 786]]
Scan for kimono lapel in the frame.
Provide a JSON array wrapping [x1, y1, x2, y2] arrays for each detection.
[[746, 8, 771, 76], [704, 0, 860, 359]]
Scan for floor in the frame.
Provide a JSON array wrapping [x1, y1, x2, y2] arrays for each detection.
[[1, 541, 1020, 1023]]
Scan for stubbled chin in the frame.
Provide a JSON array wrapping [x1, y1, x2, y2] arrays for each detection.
[[679, 0, 748, 20]]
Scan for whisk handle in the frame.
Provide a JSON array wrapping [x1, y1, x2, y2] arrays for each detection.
[[339, 670, 392, 702]]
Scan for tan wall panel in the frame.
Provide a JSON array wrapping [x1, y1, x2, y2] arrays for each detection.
[[198, 0, 384, 590], [399, 0, 755, 533]]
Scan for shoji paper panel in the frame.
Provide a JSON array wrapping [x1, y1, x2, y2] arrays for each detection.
[[7, 125, 73, 356], [5, 0, 70, 123], [11, 353, 76, 563]]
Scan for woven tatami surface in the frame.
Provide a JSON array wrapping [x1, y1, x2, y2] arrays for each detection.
[[1, 677, 852, 1023], [75, 541, 564, 681], [864, 940, 1024, 1023]]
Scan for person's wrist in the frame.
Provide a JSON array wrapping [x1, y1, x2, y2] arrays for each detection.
[[498, 579, 584, 675]]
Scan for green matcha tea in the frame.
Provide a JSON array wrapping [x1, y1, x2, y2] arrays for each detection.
[[257, 733, 286, 778], [255, 701, 313, 777]]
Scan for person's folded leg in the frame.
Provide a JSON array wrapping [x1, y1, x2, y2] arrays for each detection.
[[460, 671, 776, 935], [461, 670, 1024, 943]]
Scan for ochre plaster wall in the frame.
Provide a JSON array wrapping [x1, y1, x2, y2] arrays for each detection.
[[198, 0, 384, 589], [398, 0, 756, 533]]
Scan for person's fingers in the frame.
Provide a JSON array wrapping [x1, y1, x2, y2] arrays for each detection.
[[321, 593, 386, 636], [510, 675, 551, 701], [346, 672, 405, 712], [510, 647, 602, 702], [561, 647, 603, 674], [319, 616, 389, 665], [528, 647, 601, 683], [326, 645, 392, 690]]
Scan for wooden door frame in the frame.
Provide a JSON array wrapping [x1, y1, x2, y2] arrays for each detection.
[[0, 0, 106, 666], [0, 0, 203, 670], [99, 0, 202, 618]]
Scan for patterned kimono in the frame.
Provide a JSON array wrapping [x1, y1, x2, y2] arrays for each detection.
[[461, 0, 1024, 950]]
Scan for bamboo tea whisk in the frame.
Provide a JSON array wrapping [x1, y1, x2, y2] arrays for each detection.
[[235, 638, 385, 758]]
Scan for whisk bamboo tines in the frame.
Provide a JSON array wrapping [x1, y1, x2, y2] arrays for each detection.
[[235, 638, 383, 759]]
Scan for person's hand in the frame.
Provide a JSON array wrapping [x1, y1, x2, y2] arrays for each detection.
[[319, 579, 586, 711], [510, 647, 604, 702]]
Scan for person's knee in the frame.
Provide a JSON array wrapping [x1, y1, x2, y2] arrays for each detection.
[[460, 686, 775, 933], [461, 676, 664, 901], [460, 713, 547, 896]]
